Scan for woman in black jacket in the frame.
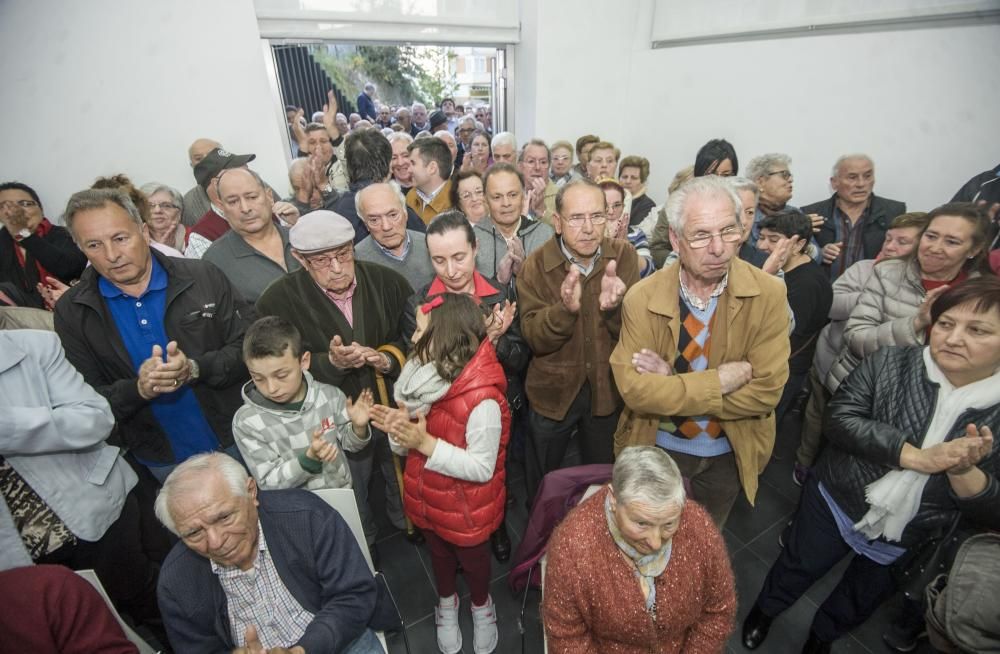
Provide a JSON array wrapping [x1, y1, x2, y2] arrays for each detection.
[[0, 181, 87, 308], [742, 277, 1000, 654]]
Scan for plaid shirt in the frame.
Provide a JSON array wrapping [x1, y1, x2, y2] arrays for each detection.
[[213, 524, 314, 649]]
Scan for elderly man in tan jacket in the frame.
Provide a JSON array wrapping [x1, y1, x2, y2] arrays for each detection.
[[611, 175, 790, 526]]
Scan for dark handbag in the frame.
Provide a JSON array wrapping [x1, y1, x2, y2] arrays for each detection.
[[891, 514, 962, 600]]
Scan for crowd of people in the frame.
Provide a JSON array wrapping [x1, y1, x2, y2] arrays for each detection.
[[1, 78, 1000, 654]]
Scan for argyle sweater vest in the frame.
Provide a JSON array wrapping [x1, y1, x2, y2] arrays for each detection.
[[662, 301, 724, 441]]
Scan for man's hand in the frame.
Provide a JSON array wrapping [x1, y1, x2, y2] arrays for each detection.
[[328, 335, 368, 369], [346, 388, 374, 434], [808, 213, 824, 233], [560, 267, 582, 313], [913, 285, 950, 332], [529, 177, 547, 214], [496, 237, 525, 284], [37, 276, 70, 310], [150, 341, 192, 393], [598, 260, 627, 311], [761, 235, 801, 275], [272, 200, 301, 225], [233, 625, 305, 654], [486, 300, 516, 344], [975, 199, 1000, 222], [718, 361, 753, 395], [305, 426, 339, 463], [821, 241, 842, 265], [322, 89, 340, 139], [137, 345, 164, 400], [631, 348, 672, 376]]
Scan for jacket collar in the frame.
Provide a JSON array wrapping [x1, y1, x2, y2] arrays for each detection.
[[540, 236, 619, 274], [475, 214, 541, 239], [0, 333, 27, 374], [72, 248, 195, 311], [648, 257, 762, 318]]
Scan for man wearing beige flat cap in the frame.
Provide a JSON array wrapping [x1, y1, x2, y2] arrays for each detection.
[[255, 210, 413, 561]]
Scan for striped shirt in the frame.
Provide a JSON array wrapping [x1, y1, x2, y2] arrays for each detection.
[[213, 524, 314, 649]]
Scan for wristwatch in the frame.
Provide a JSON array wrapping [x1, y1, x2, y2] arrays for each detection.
[[13, 228, 31, 242], [188, 358, 201, 382]]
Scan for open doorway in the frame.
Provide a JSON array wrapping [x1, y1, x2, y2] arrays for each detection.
[[268, 42, 506, 157]]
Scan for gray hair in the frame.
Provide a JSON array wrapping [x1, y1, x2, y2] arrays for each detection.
[[612, 446, 686, 509], [728, 176, 760, 204], [491, 131, 516, 152], [139, 182, 183, 212], [63, 188, 144, 240], [745, 153, 792, 182], [355, 182, 407, 218], [288, 158, 310, 190], [831, 153, 874, 178], [395, 107, 411, 119], [387, 131, 413, 147], [665, 175, 742, 234], [153, 452, 249, 536], [364, 82, 376, 93], [457, 115, 476, 128], [411, 102, 426, 113], [311, 111, 325, 122], [438, 131, 457, 147], [517, 138, 550, 163]]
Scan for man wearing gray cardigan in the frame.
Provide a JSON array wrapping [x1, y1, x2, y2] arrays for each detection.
[[353, 183, 435, 291]]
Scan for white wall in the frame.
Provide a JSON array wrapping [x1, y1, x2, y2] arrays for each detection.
[[0, 0, 288, 223], [514, 0, 1000, 211]]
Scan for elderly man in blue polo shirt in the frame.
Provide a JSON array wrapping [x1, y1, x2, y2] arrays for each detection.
[[53, 188, 253, 482]]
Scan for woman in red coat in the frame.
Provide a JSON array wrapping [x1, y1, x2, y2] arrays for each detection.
[[543, 446, 737, 653], [371, 293, 510, 654]]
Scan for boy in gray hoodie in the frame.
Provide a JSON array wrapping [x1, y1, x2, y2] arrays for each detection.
[[233, 316, 372, 491]]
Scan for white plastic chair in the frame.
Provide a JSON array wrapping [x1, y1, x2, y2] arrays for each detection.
[[312, 488, 389, 651], [76, 569, 159, 654]]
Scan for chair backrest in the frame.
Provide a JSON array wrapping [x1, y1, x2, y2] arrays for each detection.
[[312, 488, 374, 573], [76, 569, 159, 654]]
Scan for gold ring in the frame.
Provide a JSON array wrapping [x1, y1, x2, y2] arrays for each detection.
[[172, 379, 178, 387]]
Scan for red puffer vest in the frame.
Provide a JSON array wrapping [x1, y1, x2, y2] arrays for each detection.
[[403, 339, 510, 546]]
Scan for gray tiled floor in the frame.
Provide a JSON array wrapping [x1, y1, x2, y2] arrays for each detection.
[[377, 411, 938, 654]]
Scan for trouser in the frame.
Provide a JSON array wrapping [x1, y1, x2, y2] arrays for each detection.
[[666, 449, 741, 527], [775, 370, 808, 431], [424, 530, 492, 606], [346, 427, 405, 544], [526, 383, 619, 502], [796, 367, 831, 467], [755, 475, 898, 642], [343, 628, 386, 654], [37, 489, 163, 628], [146, 442, 247, 484]]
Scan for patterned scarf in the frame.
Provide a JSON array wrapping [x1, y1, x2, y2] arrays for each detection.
[[604, 494, 672, 613]]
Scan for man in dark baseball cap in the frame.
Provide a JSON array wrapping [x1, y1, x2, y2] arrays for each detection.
[[193, 148, 257, 190], [185, 149, 258, 258]]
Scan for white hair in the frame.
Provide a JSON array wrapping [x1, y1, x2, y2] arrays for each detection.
[[665, 175, 742, 234], [153, 452, 249, 536], [364, 82, 376, 93], [831, 153, 874, 178], [491, 131, 516, 151], [728, 176, 759, 204], [355, 182, 407, 219], [612, 447, 686, 509], [411, 102, 426, 113], [387, 131, 413, 147], [311, 111, 324, 123], [745, 153, 792, 183]]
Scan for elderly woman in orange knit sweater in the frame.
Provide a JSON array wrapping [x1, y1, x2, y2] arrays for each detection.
[[542, 446, 736, 653]]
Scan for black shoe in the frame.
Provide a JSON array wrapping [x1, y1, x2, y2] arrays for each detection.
[[741, 605, 773, 650], [801, 632, 832, 654], [882, 612, 927, 652], [369, 544, 381, 570], [405, 527, 425, 545], [490, 524, 511, 562]]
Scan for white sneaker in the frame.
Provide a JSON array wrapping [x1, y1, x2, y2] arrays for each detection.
[[471, 594, 498, 654], [435, 593, 462, 654]]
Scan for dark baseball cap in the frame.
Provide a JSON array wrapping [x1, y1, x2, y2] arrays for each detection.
[[194, 148, 256, 190], [429, 110, 448, 130]]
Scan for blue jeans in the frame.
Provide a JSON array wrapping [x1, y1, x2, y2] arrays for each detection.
[[343, 628, 384, 654], [146, 443, 247, 484]]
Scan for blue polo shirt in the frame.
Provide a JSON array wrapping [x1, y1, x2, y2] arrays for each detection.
[[99, 257, 219, 466]]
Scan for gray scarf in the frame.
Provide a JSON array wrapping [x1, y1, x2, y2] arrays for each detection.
[[393, 358, 452, 416]]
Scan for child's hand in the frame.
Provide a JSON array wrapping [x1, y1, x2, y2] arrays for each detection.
[[370, 404, 408, 436], [346, 389, 374, 433], [305, 426, 339, 463]]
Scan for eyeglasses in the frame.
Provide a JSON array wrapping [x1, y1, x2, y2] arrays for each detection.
[[765, 170, 793, 180], [363, 210, 404, 227], [150, 202, 180, 211], [563, 213, 608, 229], [304, 247, 354, 268], [459, 189, 484, 202], [683, 226, 743, 249], [0, 199, 38, 209]]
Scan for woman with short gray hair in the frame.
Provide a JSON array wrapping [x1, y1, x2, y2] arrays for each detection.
[[543, 446, 736, 653], [140, 182, 187, 252]]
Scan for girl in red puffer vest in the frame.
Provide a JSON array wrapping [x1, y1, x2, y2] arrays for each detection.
[[371, 293, 510, 654]]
